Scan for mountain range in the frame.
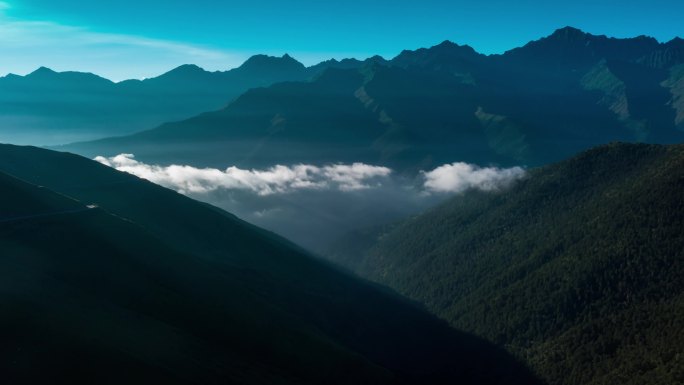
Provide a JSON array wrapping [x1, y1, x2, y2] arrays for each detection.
[[0, 54, 368, 145], [0, 143, 541, 385], [2, 26, 684, 385], [58, 27, 684, 173], [326, 142, 684, 385]]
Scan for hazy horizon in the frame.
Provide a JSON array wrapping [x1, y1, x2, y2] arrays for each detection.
[[1, 0, 682, 81]]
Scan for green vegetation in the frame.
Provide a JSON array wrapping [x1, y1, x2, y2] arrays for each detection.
[[327, 142, 684, 385], [0, 144, 541, 385]]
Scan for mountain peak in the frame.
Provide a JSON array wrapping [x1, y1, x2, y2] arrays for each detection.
[[152, 64, 209, 83], [436, 39, 457, 47], [173, 63, 204, 72], [553, 26, 585, 35], [429, 40, 476, 52], [548, 26, 590, 41], [28, 66, 57, 76], [23, 67, 113, 85], [547, 26, 658, 46], [390, 39, 482, 70], [638, 36, 684, 68], [365, 55, 388, 65], [164, 64, 206, 76], [504, 26, 661, 66], [239, 54, 305, 72], [667, 36, 684, 47]]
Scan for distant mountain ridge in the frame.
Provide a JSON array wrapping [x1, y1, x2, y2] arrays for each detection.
[[0, 53, 376, 145], [502, 27, 661, 64], [62, 27, 684, 172]]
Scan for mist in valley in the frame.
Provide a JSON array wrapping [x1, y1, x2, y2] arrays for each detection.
[[95, 153, 526, 252]]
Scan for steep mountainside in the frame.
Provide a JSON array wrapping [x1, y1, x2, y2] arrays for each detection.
[[326, 143, 684, 385], [665, 63, 684, 129], [63, 28, 684, 172], [0, 144, 541, 385]]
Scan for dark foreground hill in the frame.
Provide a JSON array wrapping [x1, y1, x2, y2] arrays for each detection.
[[326, 142, 684, 385], [63, 28, 684, 172], [0, 144, 541, 385]]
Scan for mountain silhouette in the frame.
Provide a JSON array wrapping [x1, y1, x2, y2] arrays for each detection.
[[62, 27, 684, 172], [0, 54, 325, 145]]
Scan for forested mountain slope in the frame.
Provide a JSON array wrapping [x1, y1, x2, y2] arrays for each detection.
[[327, 142, 684, 385]]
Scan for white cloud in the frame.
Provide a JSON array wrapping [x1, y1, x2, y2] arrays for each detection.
[[96, 153, 524, 197], [96, 155, 525, 252], [95, 154, 392, 195], [422, 162, 525, 193], [0, 12, 248, 81], [322, 163, 394, 191]]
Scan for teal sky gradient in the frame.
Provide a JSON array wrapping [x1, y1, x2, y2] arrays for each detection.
[[0, 0, 682, 80]]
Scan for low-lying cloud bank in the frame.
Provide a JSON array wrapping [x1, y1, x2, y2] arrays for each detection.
[[95, 154, 526, 195], [422, 162, 526, 193], [95, 154, 527, 252], [95, 154, 392, 195]]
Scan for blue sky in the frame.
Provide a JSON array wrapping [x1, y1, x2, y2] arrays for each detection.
[[0, 0, 682, 80]]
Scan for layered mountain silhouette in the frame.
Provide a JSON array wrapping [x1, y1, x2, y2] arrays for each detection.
[[61, 27, 684, 172], [3, 26, 683, 385], [0, 144, 541, 385], [326, 142, 684, 385], [0, 54, 368, 145], [500, 26, 661, 69]]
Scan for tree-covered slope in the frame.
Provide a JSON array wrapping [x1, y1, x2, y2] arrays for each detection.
[[0, 144, 541, 385], [326, 142, 684, 385]]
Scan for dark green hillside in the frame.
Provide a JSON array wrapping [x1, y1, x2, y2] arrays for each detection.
[[327, 143, 684, 385], [0, 145, 541, 385]]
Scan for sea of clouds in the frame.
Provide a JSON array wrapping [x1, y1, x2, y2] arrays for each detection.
[[96, 154, 526, 252], [96, 154, 524, 195]]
